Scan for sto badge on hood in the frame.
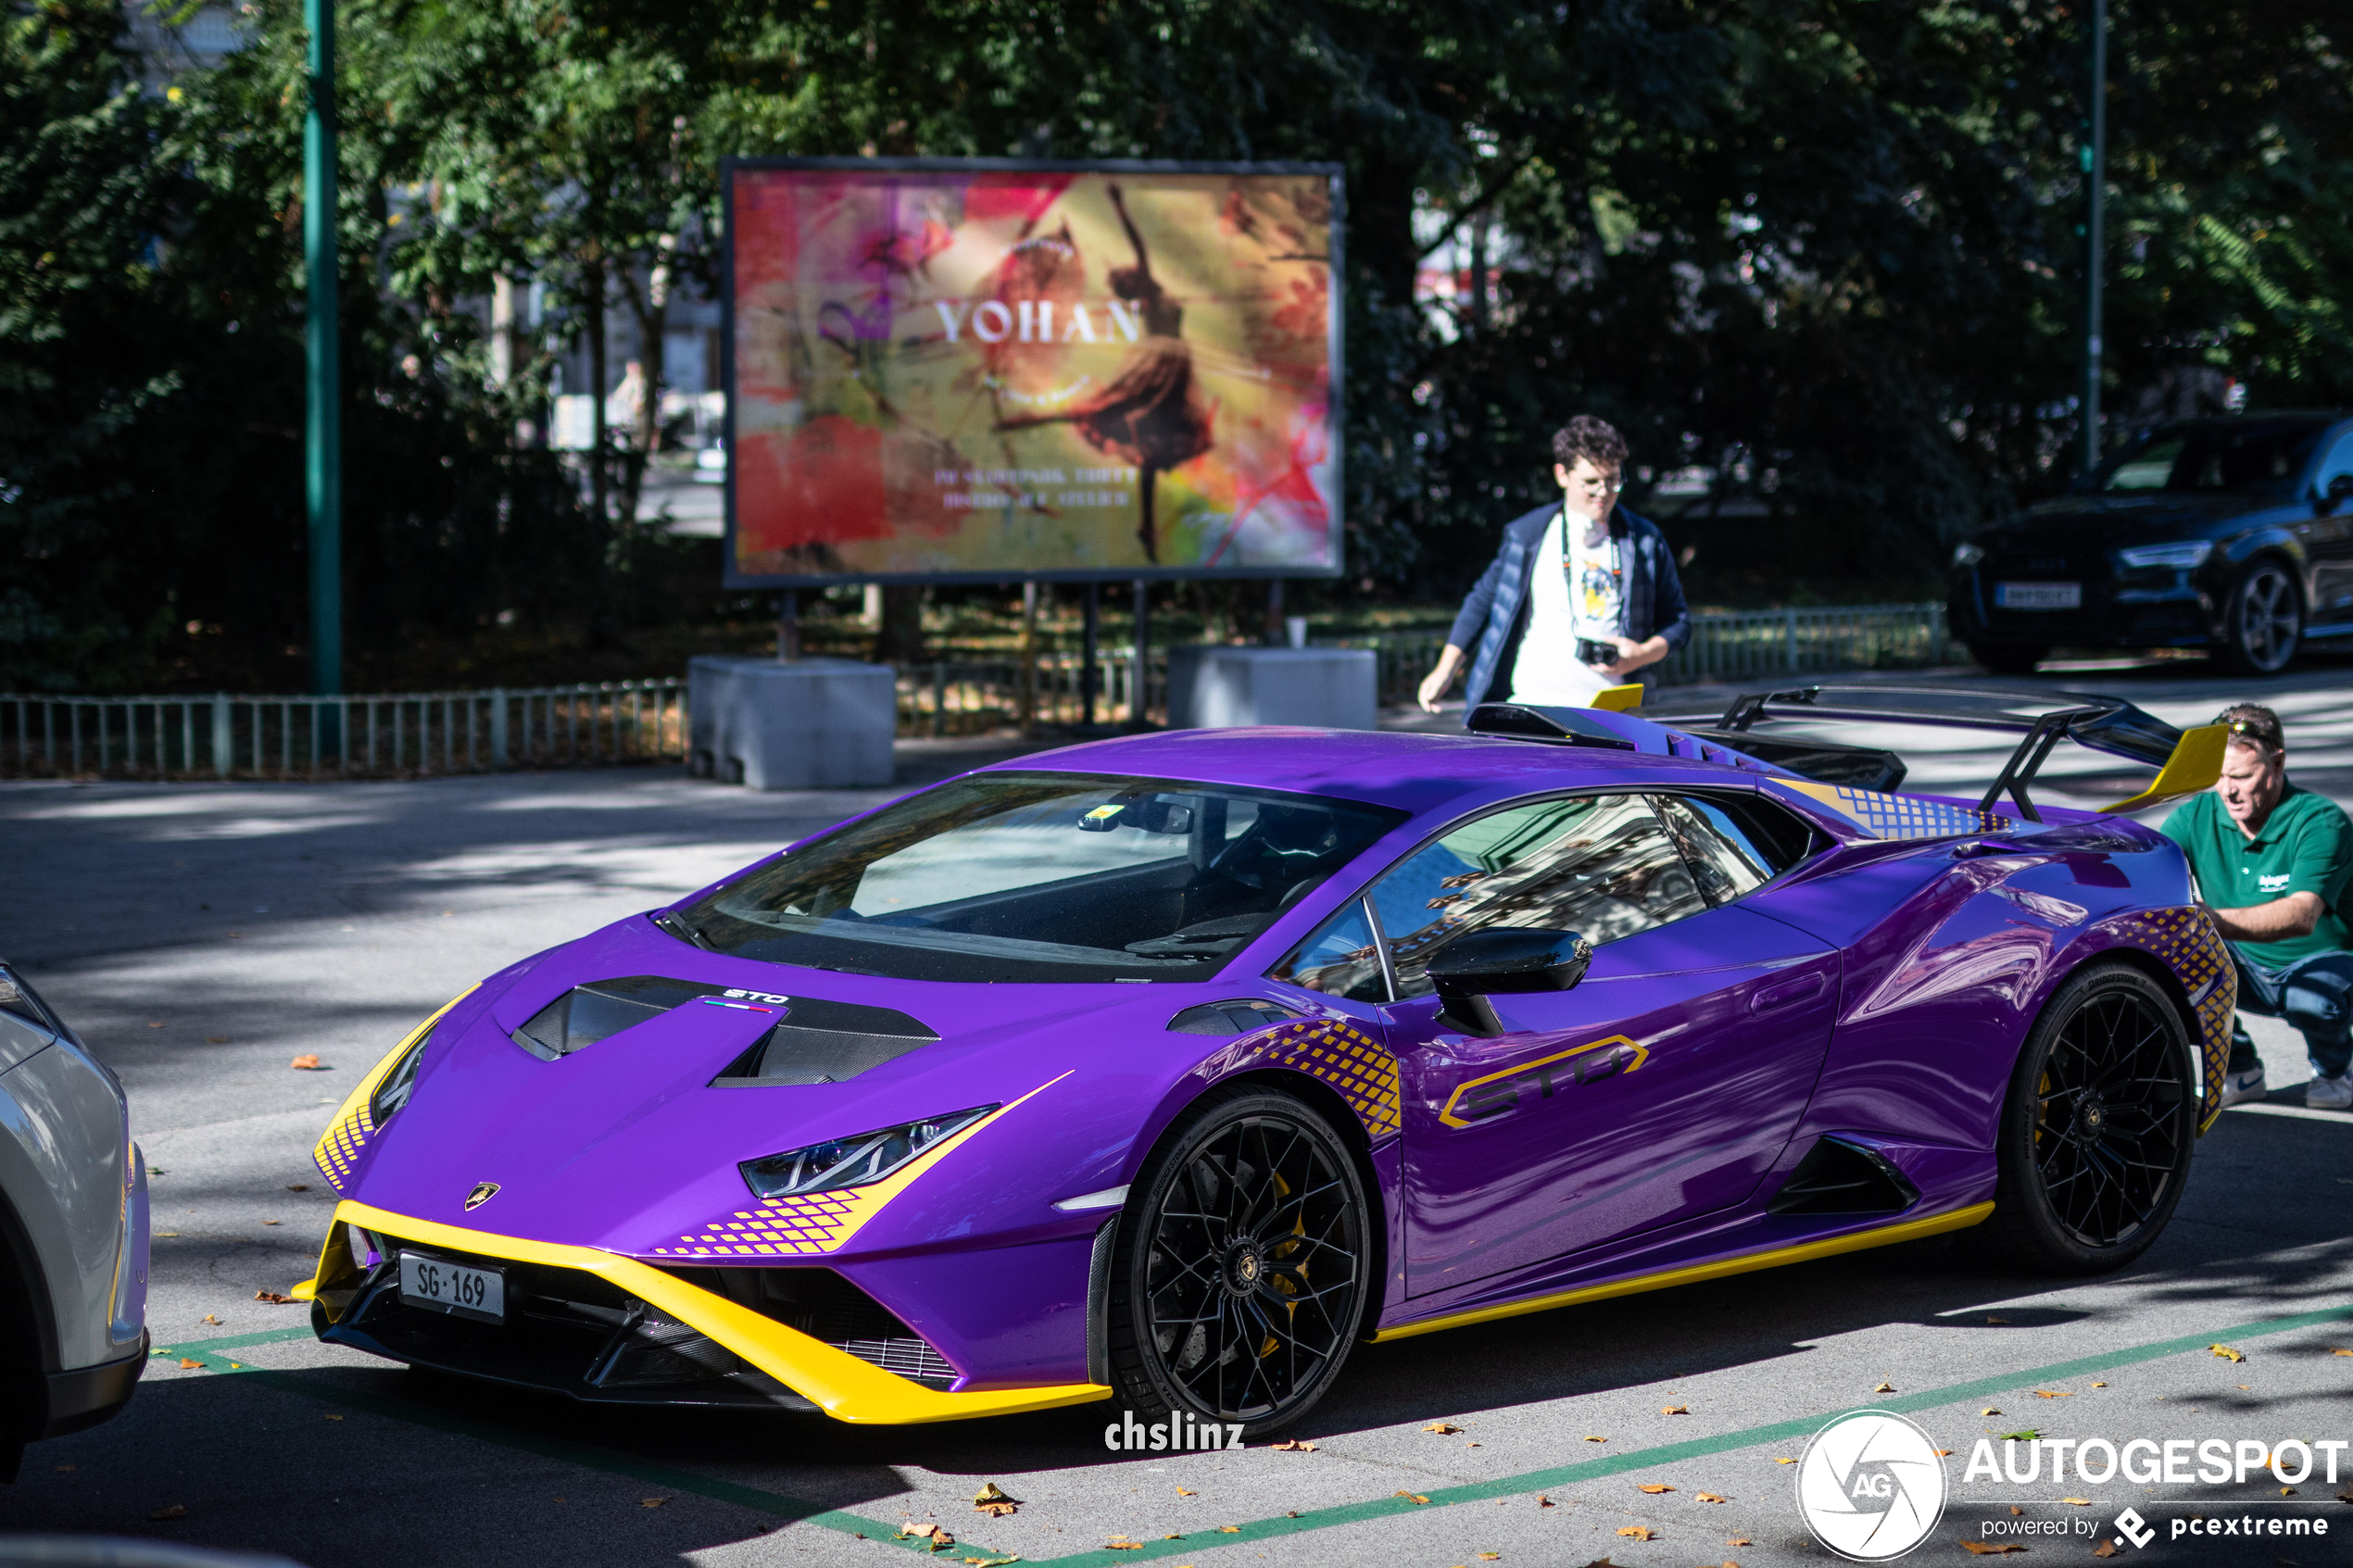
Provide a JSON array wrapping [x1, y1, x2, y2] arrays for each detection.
[[463, 1182, 499, 1210]]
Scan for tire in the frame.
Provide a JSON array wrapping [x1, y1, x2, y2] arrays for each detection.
[[1106, 1086, 1370, 1438], [1969, 643, 2048, 676], [1983, 963, 2196, 1274], [2214, 558, 2301, 675]]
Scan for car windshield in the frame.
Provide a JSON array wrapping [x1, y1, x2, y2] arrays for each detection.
[[2085, 421, 2325, 497], [666, 771, 1408, 984]]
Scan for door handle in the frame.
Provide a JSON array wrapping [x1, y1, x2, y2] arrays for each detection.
[[1752, 972, 1827, 1014]]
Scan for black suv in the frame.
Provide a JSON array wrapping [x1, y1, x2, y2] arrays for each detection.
[[1950, 412, 2353, 674]]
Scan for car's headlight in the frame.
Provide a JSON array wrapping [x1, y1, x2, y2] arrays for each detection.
[[1951, 541, 1984, 569], [2116, 540, 2213, 571], [739, 1105, 997, 1198], [367, 1028, 435, 1124]]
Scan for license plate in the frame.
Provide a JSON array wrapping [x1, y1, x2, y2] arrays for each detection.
[[398, 1251, 506, 1323], [1996, 581, 2082, 610]]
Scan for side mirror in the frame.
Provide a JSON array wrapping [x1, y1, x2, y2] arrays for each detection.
[[2323, 473, 2353, 514], [1427, 927, 1592, 1037]]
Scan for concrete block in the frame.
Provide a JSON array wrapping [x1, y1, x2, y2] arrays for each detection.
[[687, 656, 896, 790], [1165, 646, 1378, 731]]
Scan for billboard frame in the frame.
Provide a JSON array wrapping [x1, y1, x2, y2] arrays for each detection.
[[717, 156, 1346, 590]]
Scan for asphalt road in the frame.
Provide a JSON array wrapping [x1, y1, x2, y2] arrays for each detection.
[[4, 658, 2350, 1568]]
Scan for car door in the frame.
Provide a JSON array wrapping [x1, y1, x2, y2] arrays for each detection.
[[1358, 790, 1839, 1298]]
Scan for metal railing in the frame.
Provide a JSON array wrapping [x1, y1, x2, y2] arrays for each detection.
[[3, 605, 1948, 779], [1327, 602, 1949, 705], [895, 648, 1166, 736], [0, 680, 688, 781]]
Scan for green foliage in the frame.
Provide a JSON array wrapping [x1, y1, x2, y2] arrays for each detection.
[[4, 0, 2350, 689]]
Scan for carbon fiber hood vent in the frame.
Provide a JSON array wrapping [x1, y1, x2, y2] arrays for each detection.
[[511, 977, 937, 1084]]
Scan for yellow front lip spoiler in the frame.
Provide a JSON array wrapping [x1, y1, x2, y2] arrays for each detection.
[[305, 1199, 1112, 1424]]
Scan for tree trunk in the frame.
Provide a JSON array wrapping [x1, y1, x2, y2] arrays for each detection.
[[876, 584, 926, 662], [615, 245, 671, 529], [585, 255, 608, 528]]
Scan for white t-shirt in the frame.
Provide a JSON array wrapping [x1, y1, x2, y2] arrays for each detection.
[[1509, 510, 1623, 707]]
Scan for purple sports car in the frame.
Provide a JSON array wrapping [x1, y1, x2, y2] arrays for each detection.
[[300, 688, 2234, 1436]]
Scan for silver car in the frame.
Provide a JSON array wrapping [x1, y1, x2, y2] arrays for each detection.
[[0, 960, 148, 1481]]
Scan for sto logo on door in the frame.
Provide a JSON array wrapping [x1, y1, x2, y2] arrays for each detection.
[[1437, 1035, 1648, 1128]]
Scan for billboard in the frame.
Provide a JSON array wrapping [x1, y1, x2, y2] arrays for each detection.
[[721, 158, 1344, 587]]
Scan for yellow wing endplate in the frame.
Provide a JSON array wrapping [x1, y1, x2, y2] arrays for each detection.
[[2098, 723, 2228, 815], [1589, 684, 1644, 712]]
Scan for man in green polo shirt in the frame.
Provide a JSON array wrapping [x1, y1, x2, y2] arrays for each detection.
[[2161, 703, 2353, 1110]]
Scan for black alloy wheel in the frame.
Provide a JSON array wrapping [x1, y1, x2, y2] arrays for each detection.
[[2216, 558, 2301, 675], [1107, 1088, 1369, 1437], [1985, 964, 2196, 1274], [1969, 643, 2049, 677]]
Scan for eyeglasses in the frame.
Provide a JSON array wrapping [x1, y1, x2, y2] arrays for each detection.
[[1571, 475, 1623, 495]]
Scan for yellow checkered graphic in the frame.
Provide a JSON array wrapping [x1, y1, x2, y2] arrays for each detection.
[[313, 1102, 376, 1191], [1774, 780, 2011, 841], [1244, 1019, 1403, 1140], [2119, 905, 2236, 1130]]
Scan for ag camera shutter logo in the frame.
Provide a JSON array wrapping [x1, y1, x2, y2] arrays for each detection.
[[1796, 1410, 1949, 1561]]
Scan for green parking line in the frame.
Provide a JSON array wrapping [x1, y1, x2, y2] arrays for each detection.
[[155, 1302, 2353, 1566], [152, 1325, 318, 1357]]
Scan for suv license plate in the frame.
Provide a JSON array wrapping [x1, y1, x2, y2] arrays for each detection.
[[398, 1251, 506, 1324], [1996, 581, 2082, 610]]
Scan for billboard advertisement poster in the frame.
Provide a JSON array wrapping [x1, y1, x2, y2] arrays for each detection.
[[721, 158, 1344, 587]]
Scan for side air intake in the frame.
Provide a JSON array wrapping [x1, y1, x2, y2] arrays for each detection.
[[1767, 1136, 1920, 1216]]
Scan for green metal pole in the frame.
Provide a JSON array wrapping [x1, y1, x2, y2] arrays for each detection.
[[305, 0, 341, 697], [2082, 0, 2107, 473]]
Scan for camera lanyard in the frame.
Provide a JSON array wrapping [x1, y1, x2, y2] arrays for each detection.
[[1560, 507, 1623, 635]]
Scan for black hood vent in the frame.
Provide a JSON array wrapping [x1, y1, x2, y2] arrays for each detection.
[[1767, 1136, 1920, 1216], [511, 975, 733, 1060], [713, 996, 939, 1086]]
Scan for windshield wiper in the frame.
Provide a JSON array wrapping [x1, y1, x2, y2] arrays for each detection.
[[650, 909, 717, 950]]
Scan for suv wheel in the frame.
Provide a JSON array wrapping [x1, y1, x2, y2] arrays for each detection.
[[2215, 558, 2301, 674]]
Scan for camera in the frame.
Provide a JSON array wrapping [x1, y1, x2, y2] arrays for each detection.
[[1576, 637, 1618, 667]]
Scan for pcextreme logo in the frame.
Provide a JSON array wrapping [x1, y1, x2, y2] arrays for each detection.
[[1437, 1035, 1648, 1128], [1796, 1410, 1949, 1562]]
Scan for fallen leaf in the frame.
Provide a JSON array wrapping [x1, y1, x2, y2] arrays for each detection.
[[2061, 1498, 2091, 1505], [2011, 1508, 2023, 1517], [2034, 1390, 2071, 1399], [963, 1559, 1021, 1567], [261, 1220, 281, 1226], [1164, 1535, 1183, 1540], [640, 1498, 666, 1509], [2093, 1544, 2118, 1560], [2091, 1382, 2108, 1388], [1638, 1484, 1675, 1494], [1176, 1487, 1195, 1496], [1616, 1526, 1655, 1540], [290, 1054, 322, 1070], [2000, 1431, 2042, 1442], [1426, 1422, 1464, 1434], [1697, 1492, 1728, 1504], [1218, 1525, 1242, 1534], [177, 1358, 202, 1370], [255, 1291, 295, 1304], [1104, 1542, 1142, 1552], [2240, 1385, 2253, 1391], [2211, 1343, 2246, 1362], [324, 1414, 343, 1421], [1663, 1404, 1691, 1415], [156, 1232, 177, 1238], [1478, 1556, 1502, 1562], [1982, 1409, 2003, 1416], [286, 1184, 309, 1192], [2281, 1487, 2296, 1498], [972, 1482, 1019, 1518], [2331, 1348, 2353, 1358], [1272, 1439, 1316, 1452], [1538, 1496, 1554, 1508], [148, 1504, 187, 1521], [1728, 1541, 1753, 1549], [1934, 1449, 1954, 1458], [1396, 1491, 1430, 1505], [200, 1314, 220, 1324], [897, 1524, 955, 1552], [1985, 1316, 2011, 1324], [1772, 1458, 1795, 1465], [1873, 1382, 1895, 1393], [1958, 1543, 2025, 1555], [2339, 1490, 2353, 1504], [1585, 1435, 1608, 1443], [1466, 1441, 1481, 1448]]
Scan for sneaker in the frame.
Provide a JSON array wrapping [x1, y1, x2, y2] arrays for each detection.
[[2307, 1073, 2353, 1111], [2215, 1063, 2267, 1110]]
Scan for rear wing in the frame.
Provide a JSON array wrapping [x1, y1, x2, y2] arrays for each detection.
[[1645, 685, 2226, 822]]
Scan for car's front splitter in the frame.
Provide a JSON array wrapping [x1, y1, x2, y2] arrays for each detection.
[[296, 1199, 1112, 1424]]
